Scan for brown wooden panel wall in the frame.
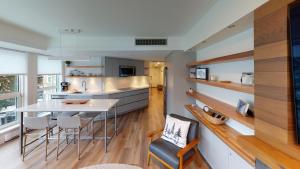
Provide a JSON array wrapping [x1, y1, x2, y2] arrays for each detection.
[[254, 0, 300, 161]]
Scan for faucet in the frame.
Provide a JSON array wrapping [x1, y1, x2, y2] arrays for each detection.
[[82, 80, 87, 92]]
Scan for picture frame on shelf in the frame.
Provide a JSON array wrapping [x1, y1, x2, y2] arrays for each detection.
[[236, 99, 250, 116], [196, 68, 208, 80], [189, 67, 196, 78]]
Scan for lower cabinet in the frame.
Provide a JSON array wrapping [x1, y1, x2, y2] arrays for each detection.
[[51, 88, 149, 117], [229, 150, 253, 169], [199, 123, 254, 169]]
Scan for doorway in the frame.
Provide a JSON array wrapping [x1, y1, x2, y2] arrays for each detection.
[[148, 62, 165, 89], [147, 61, 167, 117]]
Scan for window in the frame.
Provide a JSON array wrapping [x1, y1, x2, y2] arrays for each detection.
[[37, 55, 62, 102], [0, 75, 22, 128], [37, 75, 61, 102]]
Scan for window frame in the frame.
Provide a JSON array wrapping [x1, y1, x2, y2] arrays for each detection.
[[37, 74, 61, 102], [0, 75, 24, 130]]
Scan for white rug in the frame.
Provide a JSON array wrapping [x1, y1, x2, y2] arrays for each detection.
[[81, 163, 143, 169]]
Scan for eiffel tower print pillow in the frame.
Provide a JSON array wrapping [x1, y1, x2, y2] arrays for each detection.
[[161, 115, 191, 148]]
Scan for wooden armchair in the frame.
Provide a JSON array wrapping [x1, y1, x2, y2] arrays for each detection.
[[147, 114, 200, 169]]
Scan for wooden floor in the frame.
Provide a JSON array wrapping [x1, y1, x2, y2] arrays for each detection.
[[0, 88, 209, 169]]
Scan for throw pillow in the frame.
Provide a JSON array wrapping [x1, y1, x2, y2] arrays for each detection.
[[161, 115, 191, 148]]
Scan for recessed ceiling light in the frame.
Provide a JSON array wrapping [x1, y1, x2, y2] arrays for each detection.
[[227, 24, 236, 29], [59, 28, 81, 34]]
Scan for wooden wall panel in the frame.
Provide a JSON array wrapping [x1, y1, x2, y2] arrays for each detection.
[[254, 40, 288, 60], [255, 85, 291, 101], [255, 0, 294, 20], [255, 57, 288, 72], [254, 0, 300, 162], [254, 6, 287, 46], [255, 95, 293, 129], [255, 119, 291, 144], [255, 72, 291, 88]]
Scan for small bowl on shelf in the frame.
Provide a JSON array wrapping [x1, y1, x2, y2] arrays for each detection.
[[202, 106, 228, 125]]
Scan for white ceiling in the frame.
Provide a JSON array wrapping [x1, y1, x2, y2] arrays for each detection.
[[49, 50, 172, 61], [191, 13, 253, 51], [0, 0, 265, 61], [0, 0, 216, 37]]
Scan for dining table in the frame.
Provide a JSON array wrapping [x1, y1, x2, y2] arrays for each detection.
[[16, 99, 119, 154]]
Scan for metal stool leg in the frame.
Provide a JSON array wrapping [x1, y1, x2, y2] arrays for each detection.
[[78, 128, 80, 160], [45, 128, 49, 161], [92, 120, 95, 144], [73, 128, 76, 144], [56, 127, 60, 160], [22, 129, 27, 161]]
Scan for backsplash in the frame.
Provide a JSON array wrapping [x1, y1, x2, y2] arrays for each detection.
[[66, 76, 149, 92]]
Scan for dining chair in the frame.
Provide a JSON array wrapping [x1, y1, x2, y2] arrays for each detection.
[[23, 116, 57, 161], [56, 116, 94, 160], [147, 114, 200, 169]]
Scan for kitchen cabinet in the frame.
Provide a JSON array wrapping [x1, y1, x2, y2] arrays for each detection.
[[229, 149, 254, 169], [199, 123, 254, 169], [104, 57, 144, 77], [51, 88, 149, 118]]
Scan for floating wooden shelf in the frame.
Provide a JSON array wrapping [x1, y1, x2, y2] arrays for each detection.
[[238, 136, 300, 169], [65, 65, 104, 68], [187, 78, 254, 94], [186, 50, 254, 67], [186, 91, 254, 129], [64, 76, 103, 78], [185, 105, 255, 166]]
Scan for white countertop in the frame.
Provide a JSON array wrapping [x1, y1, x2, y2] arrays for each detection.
[[16, 99, 119, 112], [52, 86, 149, 96]]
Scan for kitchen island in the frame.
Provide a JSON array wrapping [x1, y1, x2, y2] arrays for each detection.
[[51, 87, 149, 118]]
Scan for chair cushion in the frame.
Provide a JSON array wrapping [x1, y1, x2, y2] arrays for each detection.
[[149, 138, 195, 169], [48, 120, 57, 129], [59, 112, 79, 117], [79, 112, 99, 119], [80, 118, 93, 128], [161, 115, 191, 148], [169, 114, 199, 144]]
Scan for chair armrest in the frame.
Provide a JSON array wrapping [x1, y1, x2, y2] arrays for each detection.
[[147, 128, 164, 138], [177, 139, 199, 157]]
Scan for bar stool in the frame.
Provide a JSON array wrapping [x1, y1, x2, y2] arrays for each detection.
[[56, 116, 93, 160], [50, 111, 79, 120], [23, 116, 57, 161], [78, 112, 100, 137]]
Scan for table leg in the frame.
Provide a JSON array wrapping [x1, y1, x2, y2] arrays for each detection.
[[115, 105, 117, 135], [20, 112, 24, 155], [105, 111, 107, 153]]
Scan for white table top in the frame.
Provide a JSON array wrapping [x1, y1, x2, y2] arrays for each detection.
[[16, 99, 119, 112]]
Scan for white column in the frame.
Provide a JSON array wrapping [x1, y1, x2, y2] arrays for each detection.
[[24, 53, 37, 116]]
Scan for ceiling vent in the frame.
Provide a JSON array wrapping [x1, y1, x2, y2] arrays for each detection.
[[135, 38, 167, 46]]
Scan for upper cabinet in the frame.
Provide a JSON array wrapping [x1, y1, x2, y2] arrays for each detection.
[[104, 57, 145, 77]]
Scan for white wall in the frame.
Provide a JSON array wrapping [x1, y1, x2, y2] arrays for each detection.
[[0, 20, 49, 50], [166, 51, 196, 118], [196, 28, 255, 134], [194, 25, 255, 169], [25, 53, 38, 106], [196, 28, 254, 108], [66, 76, 149, 92], [183, 0, 267, 50]]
